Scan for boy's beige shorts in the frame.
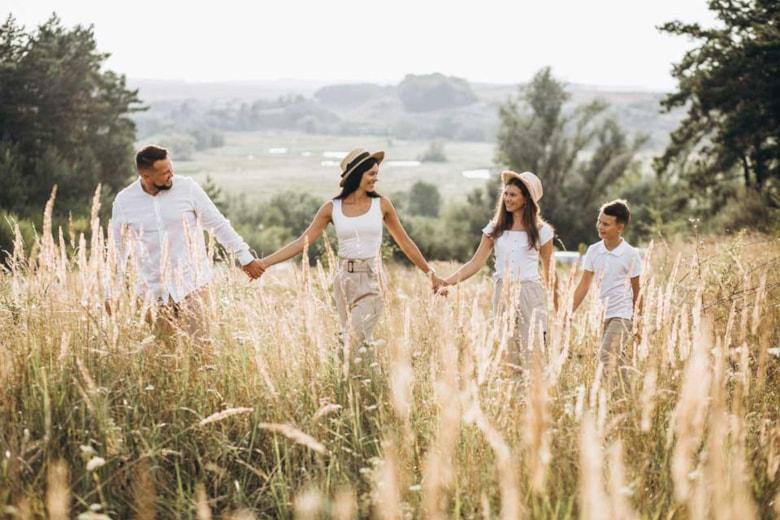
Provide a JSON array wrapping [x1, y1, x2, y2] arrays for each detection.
[[600, 317, 633, 367], [333, 258, 384, 346]]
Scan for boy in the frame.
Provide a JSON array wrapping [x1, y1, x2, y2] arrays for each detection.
[[572, 200, 642, 374]]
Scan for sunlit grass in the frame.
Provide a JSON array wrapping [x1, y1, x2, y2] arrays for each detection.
[[1, 192, 779, 518]]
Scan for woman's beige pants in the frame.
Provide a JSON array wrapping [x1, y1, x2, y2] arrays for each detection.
[[333, 258, 383, 347]]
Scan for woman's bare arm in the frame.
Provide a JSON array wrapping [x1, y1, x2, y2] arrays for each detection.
[[260, 201, 332, 267], [444, 235, 494, 285]]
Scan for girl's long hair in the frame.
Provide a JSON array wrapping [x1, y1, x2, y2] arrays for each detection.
[[334, 158, 380, 200], [488, 178, 548, 250]]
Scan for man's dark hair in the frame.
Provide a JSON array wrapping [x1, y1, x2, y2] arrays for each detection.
[[600, 199, 631, 225], [136, 145, 168, 171]]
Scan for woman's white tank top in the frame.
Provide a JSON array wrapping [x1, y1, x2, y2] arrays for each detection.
[[331, 197, 383, 259]]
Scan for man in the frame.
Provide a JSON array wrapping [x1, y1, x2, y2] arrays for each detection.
[[110, 145, 264, 336]]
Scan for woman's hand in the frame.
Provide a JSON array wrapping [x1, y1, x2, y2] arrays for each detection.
[[241, 258, 266, 280], [431, 273, 448, 296]]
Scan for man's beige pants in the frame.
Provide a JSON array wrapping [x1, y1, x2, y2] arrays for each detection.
[[152, 287, 211, 343]]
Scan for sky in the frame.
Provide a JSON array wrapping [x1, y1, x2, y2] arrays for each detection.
[[2, 0, 718, 91]]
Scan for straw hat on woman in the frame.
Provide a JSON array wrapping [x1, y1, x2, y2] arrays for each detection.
[[259, 148, 444, 351], [442, 170, 558, 368]]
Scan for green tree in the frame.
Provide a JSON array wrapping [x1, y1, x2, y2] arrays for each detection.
[[227, 191, 329, 264], [0, 14, 142, 218], [201, 175, 227, 214], [392, 186, 494, 263], [418, 141, 447, 163], [439, 187, 495, 261], [656, 0, 780, 224], [496, 67, 646, 249], [407, 181, 442, 218]]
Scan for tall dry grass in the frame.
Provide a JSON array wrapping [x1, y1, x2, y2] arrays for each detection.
[[0, 189, 779, 518]]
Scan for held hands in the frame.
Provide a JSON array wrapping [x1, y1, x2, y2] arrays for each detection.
[[242, 259, 266, 280], [429, 272, 450, 296], [431, 273, 445, 294]]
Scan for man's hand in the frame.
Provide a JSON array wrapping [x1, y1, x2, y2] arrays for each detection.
[[242, 259, 266, 280]]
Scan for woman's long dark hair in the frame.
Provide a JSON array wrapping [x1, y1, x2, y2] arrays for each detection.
[[488, 178, 548, 250], [334, 158, 380, 200]]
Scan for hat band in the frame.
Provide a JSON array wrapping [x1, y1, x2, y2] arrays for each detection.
[[341, 151, 371, 178]]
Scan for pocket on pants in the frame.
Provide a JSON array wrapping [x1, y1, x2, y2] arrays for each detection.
[[350, 273, 380, 308]]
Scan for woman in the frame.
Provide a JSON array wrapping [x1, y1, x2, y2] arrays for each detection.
[[443, 170, 557, 365], [258, 148, 444, 349]]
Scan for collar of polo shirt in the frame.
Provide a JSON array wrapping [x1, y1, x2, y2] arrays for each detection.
[[599, 239, 627, 256]]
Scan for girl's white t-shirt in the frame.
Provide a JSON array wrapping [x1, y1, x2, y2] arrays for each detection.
[[482, 220, 554, 282]]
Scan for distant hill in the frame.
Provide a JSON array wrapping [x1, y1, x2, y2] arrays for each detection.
[[396, 73, 479, 112], [130, 75, 683, 151], [129, 78, 333, 102], [314, 83, 389, 108]]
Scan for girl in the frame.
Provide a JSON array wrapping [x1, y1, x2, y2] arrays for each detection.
[[258, 148, 443, 349], [443, 170, 556, 365]]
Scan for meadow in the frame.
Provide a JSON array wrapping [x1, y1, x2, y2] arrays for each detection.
[[172, 131, 501, 203], [0, 195, 779, 519]]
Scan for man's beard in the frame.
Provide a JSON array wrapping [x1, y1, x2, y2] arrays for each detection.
[[155, 182, 172, 191]]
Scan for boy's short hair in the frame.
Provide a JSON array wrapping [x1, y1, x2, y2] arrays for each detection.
[[136, 145, 168, 171], [600, 199, 631, 226]]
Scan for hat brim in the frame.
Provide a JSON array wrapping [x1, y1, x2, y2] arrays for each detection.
[[501, 170, 541, 202], [500, 170, 521, 186], [339, 151, 384, 187]]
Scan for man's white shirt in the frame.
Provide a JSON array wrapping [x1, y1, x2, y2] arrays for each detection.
[[582, 239, 642, 320], [111, 175, 252, 303]]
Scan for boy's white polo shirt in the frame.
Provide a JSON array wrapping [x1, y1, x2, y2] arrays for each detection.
[[582, 239, 642, 320]]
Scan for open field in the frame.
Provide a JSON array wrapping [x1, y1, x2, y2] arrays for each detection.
[[151, 131, 657, 209], [172, 131, 497, 203], [1, 204, 779, 518]]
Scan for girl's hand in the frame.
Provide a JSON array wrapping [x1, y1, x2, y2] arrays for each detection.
[[430, 273, 444, 291], [431, 273, 449, 296]]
